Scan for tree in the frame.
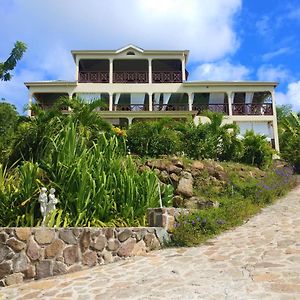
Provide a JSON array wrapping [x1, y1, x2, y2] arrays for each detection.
[[0, 102, 19, 161], [0, 41, 27, 81]]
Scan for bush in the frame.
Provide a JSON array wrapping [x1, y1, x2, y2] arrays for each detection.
[[240, 130, 274, 169], [127, 119, 181, 157]]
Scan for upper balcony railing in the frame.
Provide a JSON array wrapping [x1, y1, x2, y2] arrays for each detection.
[[152, 104, 189, 111], [192, 104, 229, 115], [232, 103, 273, 115], [113, 72, 148, 83], [113, 104, 149, 111], [152, 71, 182, 83], [78, 71, 109, 83]]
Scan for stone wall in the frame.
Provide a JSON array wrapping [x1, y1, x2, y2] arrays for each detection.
[[0, 227, 169, 286]]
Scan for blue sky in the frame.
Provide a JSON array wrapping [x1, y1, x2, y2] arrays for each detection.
[[1, 0, 300, 113]]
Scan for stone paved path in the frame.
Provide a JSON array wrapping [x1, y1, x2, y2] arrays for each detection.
[[1, 185, 300, 300]]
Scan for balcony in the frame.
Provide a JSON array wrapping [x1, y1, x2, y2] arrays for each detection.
[[78, 71, 109, 83], [232, 103, 273, 115], [152, 104, 189, 111], [113, 72, 148, 83], [152, 71, 182, 83], [192, 104, 229, 115], [113, 104, 149, 111]]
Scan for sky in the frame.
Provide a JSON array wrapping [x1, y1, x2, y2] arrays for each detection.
[[1, 0, 300, 113]]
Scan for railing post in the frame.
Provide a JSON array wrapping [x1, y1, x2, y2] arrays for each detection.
[[148, 59, 152, 84], [181, 56, 186, 82], [188, 93, 193, 111]]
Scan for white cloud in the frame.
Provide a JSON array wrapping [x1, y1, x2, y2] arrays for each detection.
[[0, 0, 242, 112], [189, 60, 250, 81], [276, 81, 300, 112], [257, 65, 291, 82], [262, 47, 292, 61]]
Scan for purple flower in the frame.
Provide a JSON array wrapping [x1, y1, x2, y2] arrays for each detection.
[[191, 220, 195, 225], [196, 217, 201, 222], [202, 218, 207, 226], [216, 219, 225, 225]]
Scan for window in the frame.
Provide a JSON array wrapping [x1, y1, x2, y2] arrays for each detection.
[[126, 51, 135, 55]]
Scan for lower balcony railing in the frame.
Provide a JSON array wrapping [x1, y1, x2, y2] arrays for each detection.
[[152, 71, 182, 83], [192, 104, 229, 115], [78, 71, 109, 83], [152, 104, 189, 111], [113, 104, 149, 111], [113, 72, 148, 83], [232, 103, 273, 115]]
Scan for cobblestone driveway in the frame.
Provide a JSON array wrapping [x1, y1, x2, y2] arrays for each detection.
[[1, 185, 300, 300]]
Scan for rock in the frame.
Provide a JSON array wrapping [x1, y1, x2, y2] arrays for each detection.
[[15, 228, 31, 241], [80, 230, 91, 252], [24, 265, 36, 279], [159, 170, 170, 183], [144, 233, 161, 250], [45, 239, 65, 258], [155, 228, 170, 245], [68, 264, 82, 273], [72, 228, 82, 237], [192, 161, 204, 170], [13, 251, 28, 273], [146, 160, 167, 171], [170, 173, 180, 183], [153, 168, 160, 176], [0, 262, 12, 280], [117, 238, 136, 257], [132, 240, 147, 256], [7, 238, 26, 252], [117, 229, 132, 242], [107, 239, 120, 251], [214, 170, 229, 181], [172, 195, 184, 208], [102, 250, 114, 264], [184, 197, 213, 210], [82, 250, 97, 267], [36, 260, 53, 279], [176, 171, 193, 197], [5, 273, 23, 286], [134, 229, 147, 241], [139, 165, 151, 172], [53, 261, 67, 276], [168, 165, 182, 175], [91, 235, 106, 251], [63, 245, 79, 266], [171, 158, 184, 168], [26, 236, 40, 261], [104, 228, 114, 239], [34, 229, 55, 245], [0, 231, 8, 243], [215, 164, 224, 172], [59, 230, 77, 245], [0, 245, 13, 263]]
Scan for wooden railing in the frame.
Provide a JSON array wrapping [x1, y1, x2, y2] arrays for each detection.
[[113, 72, 148, 83], [113, 104, 149, 111], [192, 104, 229, 115], [152, 71, 182, 83], [152, 104, 189, 111], [78, 71, 109, 83], [232, 103, 273, 115]]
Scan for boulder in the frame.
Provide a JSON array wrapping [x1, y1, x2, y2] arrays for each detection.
[[26, 236, 40, 261], [59, 230, 77, 245], [184, 197, 214, 210], [167, 165, 182, 175], [117, 238, 136, 257], [172, 195, 184, 208], [7, 238, 25, 252], [5, 273, 23, 286], [15, 228, 31, 241], [176, 171, 193, 197], [34, 229, 55, 245], [170, 173, 180, 183], [191, 161, 204, 170], [91, 235, 106, 251], [45, 239, 65, 258]]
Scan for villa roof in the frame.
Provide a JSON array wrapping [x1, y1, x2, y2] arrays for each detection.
[[71, 44, 190, 61], [183, 81, 279, 87]]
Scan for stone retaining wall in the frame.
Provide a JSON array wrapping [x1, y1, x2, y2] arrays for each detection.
[[0, 227, 170, 286]]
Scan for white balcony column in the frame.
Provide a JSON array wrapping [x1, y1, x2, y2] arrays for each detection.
[[148, 93, 153, 111], [68, 93, 73, 111], [148, 59, 152, 84], [271, 90, 280, 152], [109, 59, 113, 84], [227, 91, 233, 116], [181, 55, 186, 81], [28, 93, 33, 117], [109, 93, 113, 111], [128, 117, 133, 127], [188, 93, 193, 111]]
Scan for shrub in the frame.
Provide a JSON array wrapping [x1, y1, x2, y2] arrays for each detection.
[[240, 130, 274, 169]]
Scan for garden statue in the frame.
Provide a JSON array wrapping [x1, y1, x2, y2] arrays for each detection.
[[38, 187, 48, 226], [38, 187, 58, 226], [47, 188, 58, 213]]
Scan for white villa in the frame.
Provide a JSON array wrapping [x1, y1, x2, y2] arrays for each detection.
[[25, 44, 279, 151]]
